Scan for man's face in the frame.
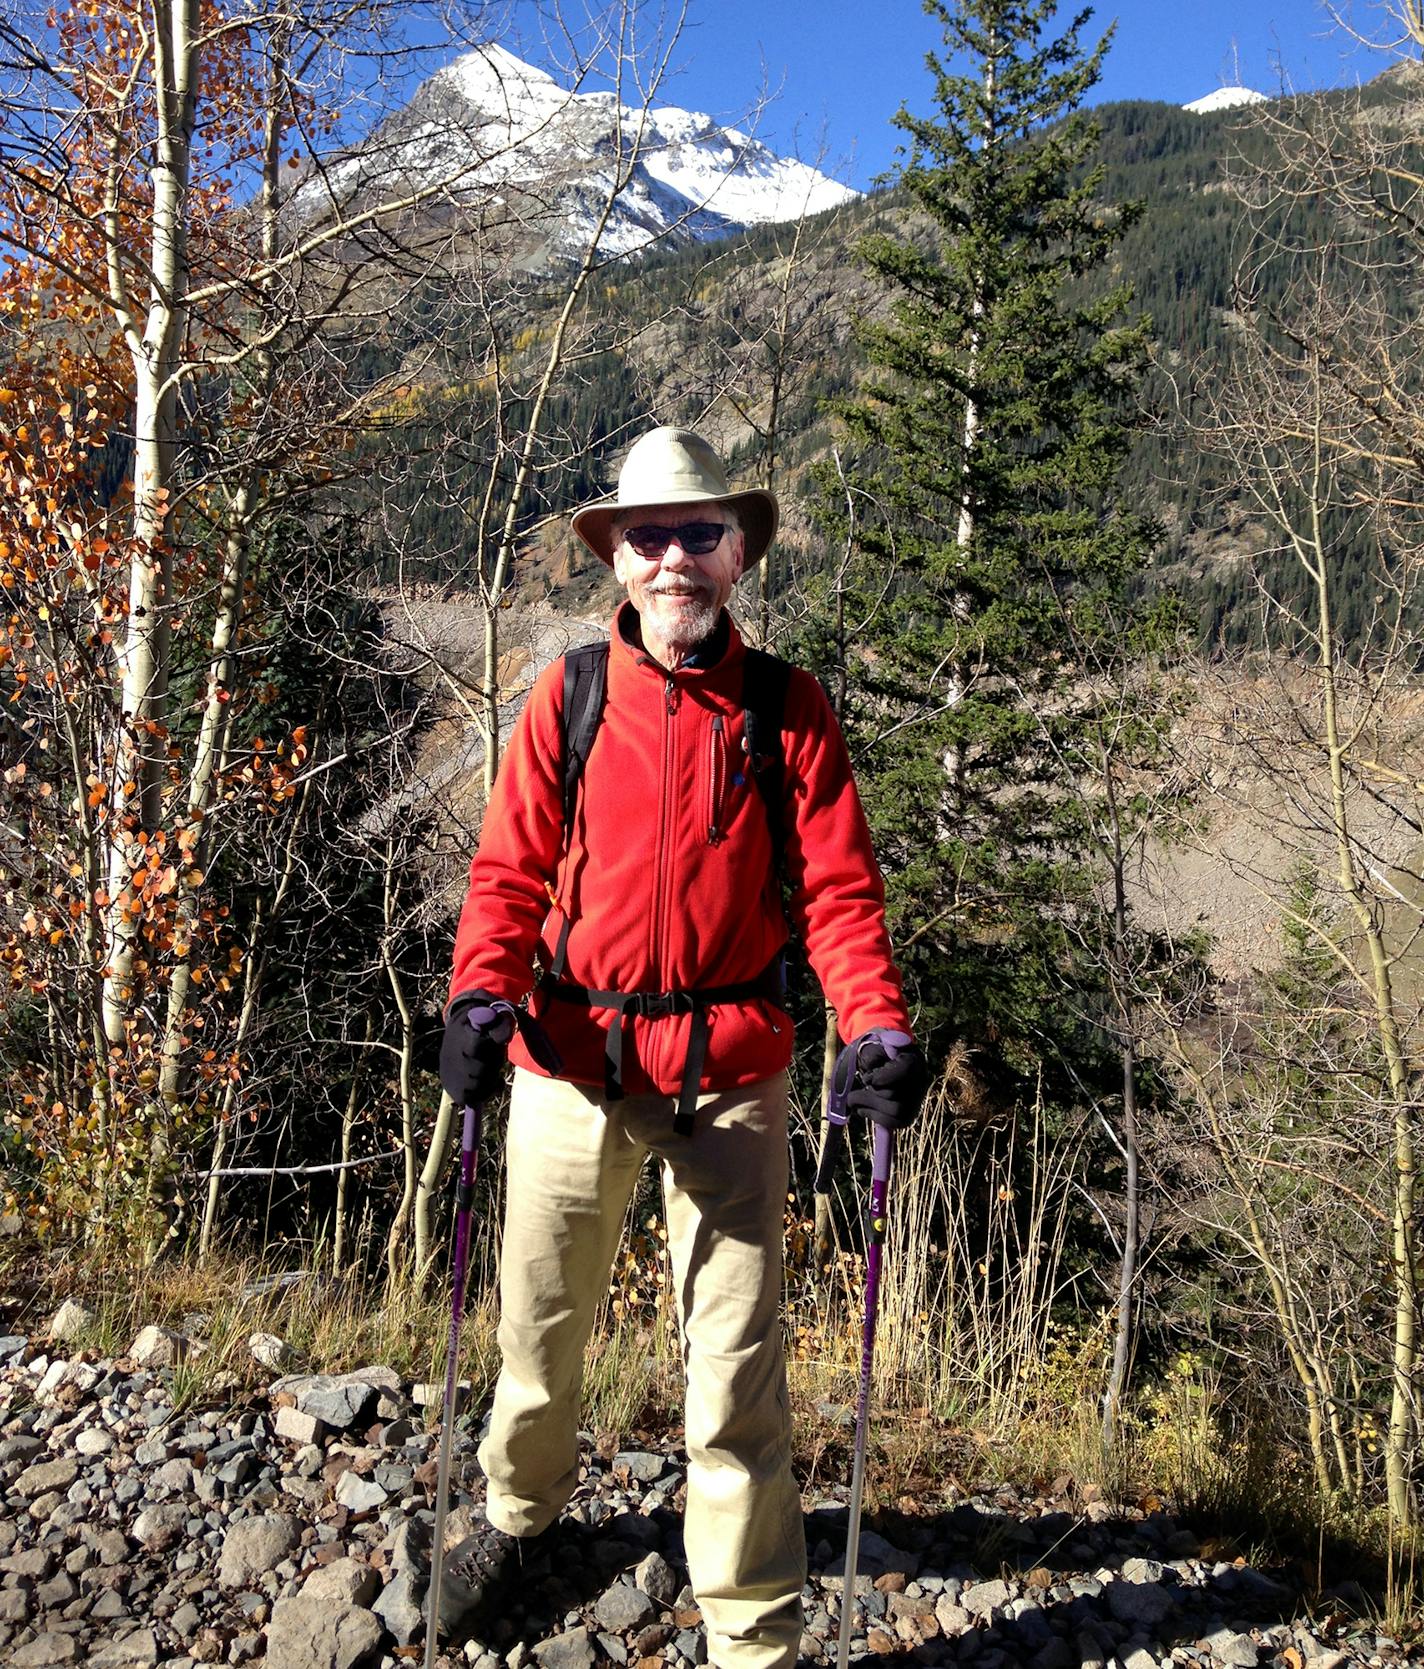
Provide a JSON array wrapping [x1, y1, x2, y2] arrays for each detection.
[[612, 502, 745, 666]]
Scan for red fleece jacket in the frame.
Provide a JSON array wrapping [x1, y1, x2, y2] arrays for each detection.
[[449, 607, 911, 1094]]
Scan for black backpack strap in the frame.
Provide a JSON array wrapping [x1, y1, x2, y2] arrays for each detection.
[[561, 641, 610, 829], [549, 641, 609, 982], [740, 647, 791, 882]]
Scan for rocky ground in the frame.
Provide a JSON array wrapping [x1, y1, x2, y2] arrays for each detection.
[[0, 1315, 1411, 1669]]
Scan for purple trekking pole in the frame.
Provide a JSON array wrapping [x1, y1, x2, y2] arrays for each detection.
[[424, 1004, 514, 1669], [814, 1030, 910, 1669]]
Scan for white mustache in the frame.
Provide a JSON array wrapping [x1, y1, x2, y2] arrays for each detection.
[[648, 580, 710, 597]]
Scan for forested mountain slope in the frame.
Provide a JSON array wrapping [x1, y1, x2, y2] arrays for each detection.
[[352, 68, 1423, 653]]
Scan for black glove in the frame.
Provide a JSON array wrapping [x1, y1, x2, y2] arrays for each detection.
[[440, 991, 514, 1106], [846, 1032, 929, 1130]]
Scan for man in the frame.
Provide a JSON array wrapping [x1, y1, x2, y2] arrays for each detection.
[[440, 426, 927, 1669]]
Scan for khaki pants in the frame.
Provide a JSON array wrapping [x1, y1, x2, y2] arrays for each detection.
[[480, 1067, 806, 1669]]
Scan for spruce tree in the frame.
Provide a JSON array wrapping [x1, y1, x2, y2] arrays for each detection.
[[816, 0, 1161, 1085]]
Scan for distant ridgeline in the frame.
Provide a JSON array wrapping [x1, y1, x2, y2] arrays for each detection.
[[346, 77, 1422, 655]]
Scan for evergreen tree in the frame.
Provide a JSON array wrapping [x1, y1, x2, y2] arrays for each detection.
[[818, 0, 1159, 1084]]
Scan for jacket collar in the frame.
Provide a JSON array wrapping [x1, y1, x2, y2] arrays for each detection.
[[612, 601, 739, 676]]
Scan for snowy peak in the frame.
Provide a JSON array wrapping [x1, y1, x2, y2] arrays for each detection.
[[315, 43, 858, 262], [1184, 85, 1269, 115]]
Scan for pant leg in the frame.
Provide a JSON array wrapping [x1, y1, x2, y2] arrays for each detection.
[[633, 1071, 805, 1669], [479, 1067, 647, 1536]]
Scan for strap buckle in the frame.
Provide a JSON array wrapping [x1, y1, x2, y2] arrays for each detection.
[[632, 990, 696, 1020]]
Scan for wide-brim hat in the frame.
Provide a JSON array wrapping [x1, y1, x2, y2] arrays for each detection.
[[571, 426, 779, 568]]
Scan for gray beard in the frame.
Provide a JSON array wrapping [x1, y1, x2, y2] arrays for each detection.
[[646, 588, 720, 653]]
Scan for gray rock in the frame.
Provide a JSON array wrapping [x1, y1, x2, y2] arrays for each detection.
[[128, 1325, 190, 1368], [0, 1584, 32, 1623], [1210, 1630, 1261, 1667], [269, 1367, 398, 1430], [334, 1470, 388, 1513], [74, 1427, 116, 1457], [634, 1551, 679, 1606], [1, 1546, 56, 1580], [390, 1516, 432, 1575], [304, 1558, 379, 1608], [1107, 1575, 1174, 1627], [595, 1581, 656, 1632], [596, 1634, 629, 1665], [88, 1629, 161, 1667], [250, 1333, 299, 1372], [825, 1529, 917, 1580], [613, 1450, 666, 1483], [530, 1628, 596, 1669], [132, 1502, 189, 1552], [0, 1434, 45, 1467], [14, 1456, 80, 1496], [1216, 1566, 1293, 1605], [373, 1568, 426, 1645], [962, 1579, 1013, 1619], [674, 1627, 708, 1664], [218, 1512, 301, 1589], [263, 1593, 383, 1669], [171, 1601, 201, 1637], [1120, 1557, 1165, 1585], [273, 1406, 325, 1446], [9, 1635, 81, 1667], [605, 1511, 663, 1549], [49, 1300, 95, 1342], [1120, 1647, 1158, 1669], [0, 1333, 27, 1362], [1031, 1642, 1075, 1669], [149, 1456, 194, 1496], [934, 1596, 970, 1634], [36, 1570, 79, 1607]]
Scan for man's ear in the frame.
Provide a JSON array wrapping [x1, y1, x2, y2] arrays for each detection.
[[730, 530, 746, 583], [612, 543, 629, 584]]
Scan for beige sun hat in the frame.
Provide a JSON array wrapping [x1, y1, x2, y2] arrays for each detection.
[[571, 426, 779, 568]]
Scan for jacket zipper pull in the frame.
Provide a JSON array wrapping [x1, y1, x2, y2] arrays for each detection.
[[665, 676, 679, 716]]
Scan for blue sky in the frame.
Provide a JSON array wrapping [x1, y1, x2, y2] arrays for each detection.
[[489, 0, 1384, 192]]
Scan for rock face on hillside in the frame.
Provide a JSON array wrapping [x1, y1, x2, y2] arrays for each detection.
[[0, 1330, 1398, 1669]]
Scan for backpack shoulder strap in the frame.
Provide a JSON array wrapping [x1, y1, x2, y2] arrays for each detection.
[[741, 647, 792, 881], [561, 640, 610, 830]]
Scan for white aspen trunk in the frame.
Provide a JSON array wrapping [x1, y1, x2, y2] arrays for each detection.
[[756, 215, 809, 645], [415, 1090, 457, 1279], [102, 0, 200, 1044], [1100, 774, 1138, 1450], [383, 833, 418, 1285], [333, 1012, 373, 1273], [945, 42, 993, 798], [1282, 369, 1416, 1525]]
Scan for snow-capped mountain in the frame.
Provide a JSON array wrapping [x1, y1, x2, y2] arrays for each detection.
[[299, 43, 857, 261], [1183, 85, 1269, 115]]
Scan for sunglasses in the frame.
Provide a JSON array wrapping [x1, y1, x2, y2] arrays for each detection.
[[621, 520, 728, 559]]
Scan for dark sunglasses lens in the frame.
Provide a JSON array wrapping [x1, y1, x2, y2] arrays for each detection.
[[625, 521, 726, 558], [680, 522, 726, 554]]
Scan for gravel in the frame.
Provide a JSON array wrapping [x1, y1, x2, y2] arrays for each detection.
[[0, 1328, 1401, 1669]]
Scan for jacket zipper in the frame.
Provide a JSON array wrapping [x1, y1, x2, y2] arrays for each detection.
[[649, 672, 680, 1074], [707, 715, 726, 844]]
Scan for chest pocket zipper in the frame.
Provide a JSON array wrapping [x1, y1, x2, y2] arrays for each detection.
[[708, 714, 727, 845]]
